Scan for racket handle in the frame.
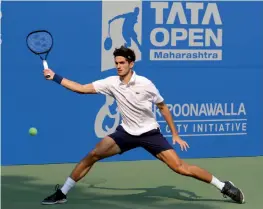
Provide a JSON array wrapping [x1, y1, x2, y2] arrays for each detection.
[[43, 60, 49, 69], [43, 60, 51, 78]]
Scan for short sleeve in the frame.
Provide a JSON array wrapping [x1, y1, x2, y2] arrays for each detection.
[[147, 82, 164, 104], [92, 77, 113, 97]]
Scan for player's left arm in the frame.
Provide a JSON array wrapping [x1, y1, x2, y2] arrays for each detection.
[[156, 102, 178, 137], [157, 101, 190, 151], [149, 81, 189, 150]]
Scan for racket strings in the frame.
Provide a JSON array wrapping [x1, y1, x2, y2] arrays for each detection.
[[26, 31, 53, 55]]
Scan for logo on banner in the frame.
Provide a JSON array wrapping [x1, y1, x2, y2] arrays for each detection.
[[149, 2, 223, 61], [101, 1, 142, 72], [101, 1, 223, 70], [94, 95, 120, 138]]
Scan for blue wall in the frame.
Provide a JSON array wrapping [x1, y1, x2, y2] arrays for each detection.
[[2, 1, 263, 165]]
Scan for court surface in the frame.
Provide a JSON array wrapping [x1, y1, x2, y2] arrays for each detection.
[[2, 156, 262, 209]]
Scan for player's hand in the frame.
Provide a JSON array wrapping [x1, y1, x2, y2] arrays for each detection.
[[43, 69, 55, 80], [172, 135, 190, 151]]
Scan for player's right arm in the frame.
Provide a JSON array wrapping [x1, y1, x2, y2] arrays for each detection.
[[61, 78, 97, 94], [43, 69, 97, 94]]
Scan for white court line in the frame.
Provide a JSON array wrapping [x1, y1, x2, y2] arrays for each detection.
[[164, 133, 247, 137], [158, 119, 247, 123]]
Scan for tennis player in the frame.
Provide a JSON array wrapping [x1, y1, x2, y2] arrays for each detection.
[[41, 46, 245, 205]]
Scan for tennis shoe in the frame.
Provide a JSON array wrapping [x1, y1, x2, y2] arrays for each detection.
[[41, 184, 67, 205], [221, 181, 245, 204]]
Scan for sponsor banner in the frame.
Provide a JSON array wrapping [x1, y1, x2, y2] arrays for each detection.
[[1, 1, 262, 165]]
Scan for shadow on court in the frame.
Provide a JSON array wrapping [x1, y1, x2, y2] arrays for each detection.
[[1, 175, 229, 209]]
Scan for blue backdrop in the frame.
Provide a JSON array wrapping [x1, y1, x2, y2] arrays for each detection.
[[2, 1, 263, 165]]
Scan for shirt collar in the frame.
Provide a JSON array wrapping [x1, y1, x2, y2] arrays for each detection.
[[119, 71, 136, 86]]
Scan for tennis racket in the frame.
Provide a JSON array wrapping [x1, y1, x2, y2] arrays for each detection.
[[26, 30, 53, 78]]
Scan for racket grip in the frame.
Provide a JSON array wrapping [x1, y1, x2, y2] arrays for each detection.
[[43, 60, 49, 69], [43, 60, 50, 78]]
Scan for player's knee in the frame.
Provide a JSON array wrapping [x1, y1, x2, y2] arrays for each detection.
[[89, 150, 102, 162], [172, 163, 191, 176]]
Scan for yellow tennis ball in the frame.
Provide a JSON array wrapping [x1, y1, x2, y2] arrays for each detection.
[[29, 127, 38, 136]]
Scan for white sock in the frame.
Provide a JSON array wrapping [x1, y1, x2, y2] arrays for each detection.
[[61, 177, 76, 195], [210, 176, 225, 191]]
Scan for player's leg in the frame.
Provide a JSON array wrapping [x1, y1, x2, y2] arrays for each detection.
[[141, 128, 245, 204], [157, 149, 213, 182], [41, 136, 121, 205], [157, 149, 245, 203], [69, 136, 121, 182], [41, 125, 141, 205]]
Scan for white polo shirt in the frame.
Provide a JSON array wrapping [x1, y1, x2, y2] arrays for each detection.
[[92, 71, 164, 136]]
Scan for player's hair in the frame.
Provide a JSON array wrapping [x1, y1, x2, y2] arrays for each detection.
[[113, 45, 136, 63]]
